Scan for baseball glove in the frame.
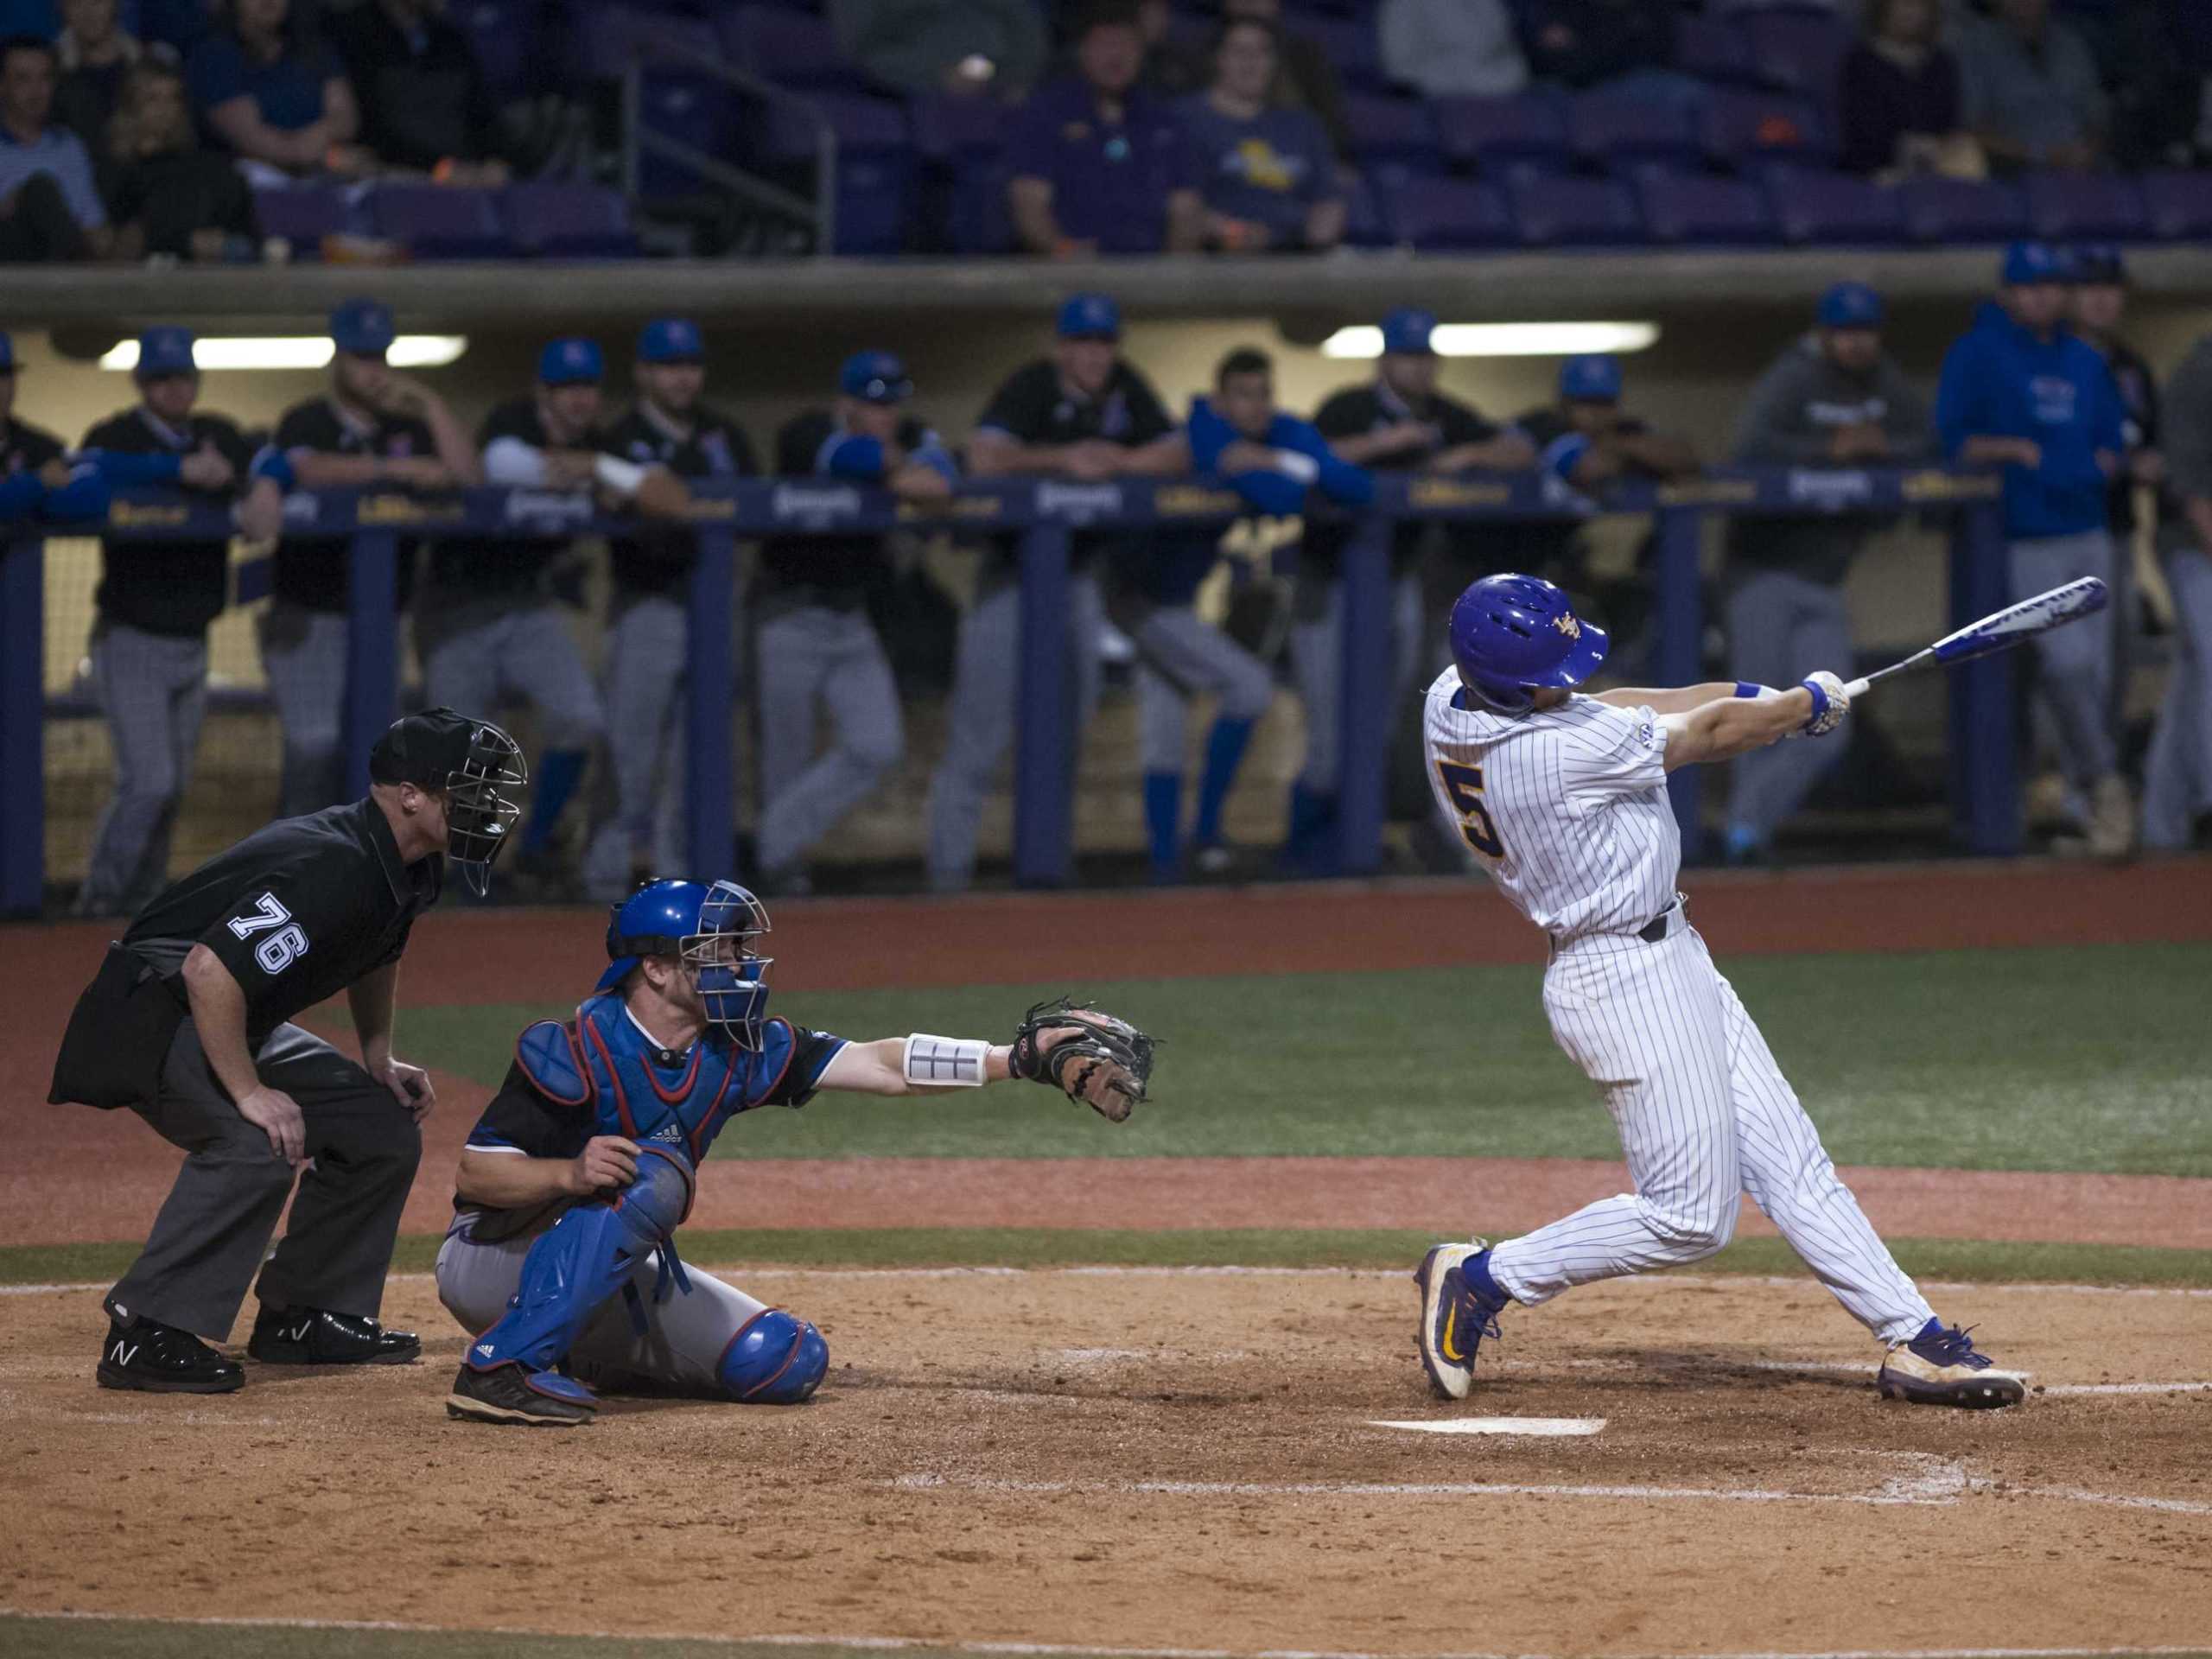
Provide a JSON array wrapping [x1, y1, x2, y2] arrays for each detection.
[[1009, 996, 1155, 1123]]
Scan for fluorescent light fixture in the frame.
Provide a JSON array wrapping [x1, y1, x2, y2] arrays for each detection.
[[1320, 321, 1661, 359], [99, 335, 469, 371]]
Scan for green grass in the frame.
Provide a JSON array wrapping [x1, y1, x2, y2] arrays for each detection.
[[384, 942, 2212, 1176], [7, 1230, 2208, 1288]]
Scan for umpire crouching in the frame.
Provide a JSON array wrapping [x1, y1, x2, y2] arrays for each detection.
[[48, 709, 526, 1394]]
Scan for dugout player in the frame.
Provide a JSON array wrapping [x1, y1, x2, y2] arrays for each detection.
[[753, 351, 954, 894], [925, 292, 1185, 892], [256, 298, 479, 817], [2143, 323, 2212, 849], [74, 327, 251, 919], [48, 708, 527, 1394], [0, 330, 71, 517], [1292, 307, 1534, 868], [580, 318, 756, 904]]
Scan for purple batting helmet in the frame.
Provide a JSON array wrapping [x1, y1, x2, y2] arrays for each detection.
[[1447, 574, 1609, 715]]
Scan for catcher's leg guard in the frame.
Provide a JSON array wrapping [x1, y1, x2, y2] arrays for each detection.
[[715, 1307, 828, 1403], [463, 1147, 695, 1377]]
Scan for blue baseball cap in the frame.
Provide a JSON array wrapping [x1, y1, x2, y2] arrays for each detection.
[[1559, 353, 1622, 403], [538, 337, 603, 386], [136, 327, 197, 379], [639, 317, 705, 363], [1057, 292, 1120, 340], [2073, 244, 2127, 285], [329, 296, 396, 358], [0, 331, 14, 373], [2001, 240, 2066, 287], [840, 349, 912, 404], [1380, 307, 1437, 356], [1816, 281, 1885, 330]]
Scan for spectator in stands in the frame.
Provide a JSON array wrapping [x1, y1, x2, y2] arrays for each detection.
[[1292, 307, 1534, 870], [54, 0, 167, 170], [1211, 0, 1349, 160], [581, 318, 755, 903], [1180, 19, 1344, 254], [754, 351, 953, 896], [188, 0, 371, 179], [1838, 0, 1976, 179], [1007, 0, 1201, 257], [2145, 329, 2212, 850], [2104, 3, 2209, 170], [105, 60, 259, 260], [1956, 0, 2107, 174], [1378, 0, 1527, 100], [0, 33, 111, 258], [1936, 241, 2131, 857], [1720, 282, 1936, 866], [927, 291, 1186, 892], [251, 298, 477, 818], [833, 0, 1047, 100], [0, 330, 72, 518], [1518, 0, 1698, 109], [325, 0, 506, 181], [74, 327, 249, 918]]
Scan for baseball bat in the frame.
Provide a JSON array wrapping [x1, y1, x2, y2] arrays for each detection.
[[1841, 576, 2108, 699]]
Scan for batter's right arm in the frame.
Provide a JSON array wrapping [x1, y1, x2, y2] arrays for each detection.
[[1659, 684, 1821, 771], [1595, 682, 1745, 715]]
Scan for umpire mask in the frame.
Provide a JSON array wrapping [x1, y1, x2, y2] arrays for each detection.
[[685, 880, 774, 1050], [372, 709, 528, 896]]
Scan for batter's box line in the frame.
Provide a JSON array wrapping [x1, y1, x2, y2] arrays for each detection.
[[1744, 1358, 2212, 1395]]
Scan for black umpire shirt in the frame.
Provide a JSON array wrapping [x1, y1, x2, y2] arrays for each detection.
[[757, 409, 938, 610], [269, 395, 437, 613], [599, 400, 758, 601], [1303, 381, 1503, 589], [81, 404, 254, 638], [2101, 336, 2160, 536], [431, 397, 592, 600], [122, 798, 442, 1048], [3, 412, 66, 478]]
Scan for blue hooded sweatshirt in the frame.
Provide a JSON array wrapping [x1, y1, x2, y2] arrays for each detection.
[[1935, 300, 2125, 540]]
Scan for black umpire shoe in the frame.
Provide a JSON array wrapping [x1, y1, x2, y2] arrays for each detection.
[[247, 1305, 422, 1366], [96, 1317, 245, 1394]]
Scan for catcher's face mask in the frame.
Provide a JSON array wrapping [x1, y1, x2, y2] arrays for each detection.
[[685, 880, 773, 1050], [442, 721, 527, 897]]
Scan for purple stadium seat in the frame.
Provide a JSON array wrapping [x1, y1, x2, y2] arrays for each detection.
[[720, 5, 869, 91], [1380, 176, 1514, 250], [251, 185, 359, 249], [447, 0, 541, 105], [1340, 168, 1393, 248], [1506, 174, 1642, 245], [1702, 89, 1830, 171], [2140, 170, 2212, 239], [1340, 94, 1440, 169], [1567, 89, 1700, 170], [369, 184, 512, 257], [1637, 173, 1777, 245], [1295, 15, 1385, 93], [570, 6, 721, 80], [501, 182, 642, 257], [1742, 9, 1853, 102], [909, 92, 1004, 164], [1897, 177, 2028, 244], [1764, 168, 1906, 245], [763, 96, 913, 254], [944, 161, 1012, 254], [634, 69, 745, 199], [2022, 172, 2149, 242], [1674, 14, 1751, 84], [762, 93, 910, 164], [1432, 92, 1569, 177]]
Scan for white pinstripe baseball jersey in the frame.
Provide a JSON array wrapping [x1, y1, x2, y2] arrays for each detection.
[[1420, 669, 1679, 944]]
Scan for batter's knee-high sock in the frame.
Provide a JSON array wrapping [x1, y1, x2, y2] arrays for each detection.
[[1193, 716, 1256, 849], [523, 748, 588, 855], [1143, 771, 1182, 878], [1284, 780, 1334, 869]]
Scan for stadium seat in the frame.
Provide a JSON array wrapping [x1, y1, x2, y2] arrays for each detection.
[[1506, 174, 1642, 245], [1701, 89, 1831, 171], [909, 92, 1004, 165], [762, 95, 914, 255], [2140, 169, 2212, 239], [1567, 89, 1700, 171], [1340, 168, 1394, 248], [1764, 168, 1906, 245], [369, 184, 513, 258], [501, 182, 643, 257], [1380, 175, 1514, 250], [720, 5, 871, 92], [942, 161, 1013, 254], [1296, 14, 1387, 93], [1742, 9, 1853, 103], [1637, 173, 1777, 245], [570, 6, 723, 82], [2022, 171, 2149, 242], [447, 0, 542, 105], [251, 185, 359, 250], [634, 69, 746, 200], [1340, 95, 1440, 170], [1674, 13, 1751, 84], [1897, 176, 2028, 244], [1432, 92, 1570, 178]]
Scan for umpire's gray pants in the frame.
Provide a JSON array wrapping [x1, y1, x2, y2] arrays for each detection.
[[1724, 569, 1854, 842], [81, 621, 207, 918], [754, 603, 905, 876], [2012, 530, 2119, 788], [2144, 543, 2212, 849], [1130, 602, 1274, 774], [582, 595, 688, 901], [925, 567, 1104, 890], [107, 1020, 422, 1341], [257, 604, 350, 818], [435, 1220, 768, 1395], [1287, 569, 1423, 794], [420, 602, 607, 750]]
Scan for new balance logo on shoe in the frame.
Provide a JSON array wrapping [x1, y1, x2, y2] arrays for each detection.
[[283, 1322, 312, 1343], [108, 1340, 138, 1367]]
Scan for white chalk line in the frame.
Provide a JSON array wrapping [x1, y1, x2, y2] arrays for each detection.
[[1366, 1417, 1606, 1437], [1746, 1359, 2212, 1396], [1, 1609, 2206, 1659]]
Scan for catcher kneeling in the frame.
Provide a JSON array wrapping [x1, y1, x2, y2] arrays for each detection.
[[437, 877, 1154, 1426]]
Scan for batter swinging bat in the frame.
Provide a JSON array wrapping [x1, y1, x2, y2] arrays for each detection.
[[1842, 576, 2108, 699]]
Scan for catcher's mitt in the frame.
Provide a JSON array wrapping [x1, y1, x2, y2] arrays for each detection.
[[1009, 996, 1155, 1123]]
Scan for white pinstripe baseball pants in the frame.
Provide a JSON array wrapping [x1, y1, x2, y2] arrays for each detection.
[[1487, 921, 1934, 1345]]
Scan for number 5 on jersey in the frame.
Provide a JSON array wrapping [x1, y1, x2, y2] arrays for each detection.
[[1436, 760, 1506, 859], [227, 892, 310, 974]]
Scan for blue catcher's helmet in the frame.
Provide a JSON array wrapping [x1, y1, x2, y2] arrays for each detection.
[[1448, 574, 1610, 715], [596, 878, 774, 1049]]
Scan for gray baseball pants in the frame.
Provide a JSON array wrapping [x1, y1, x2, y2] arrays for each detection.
[[257, 603, 351, 818], [1287, 569, 1424, 794], [80, 622, 207, 918], [1724, 569, 1853, 842], [419, 603, 607, 750], [753, 603, 904, 876], [925, 566, 1105, 890], [2012, 530, 2119, 788], [1131, 602, 1274, 773], [107, 1020, 422, 1341], [582, 594, 688, 901], [2144, 543, 2212, 849]]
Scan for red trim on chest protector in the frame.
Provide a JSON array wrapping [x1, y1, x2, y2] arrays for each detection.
[[582, 1017, 638, 1140]]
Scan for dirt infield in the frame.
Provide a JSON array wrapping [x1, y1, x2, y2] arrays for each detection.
[[4, 1270, 2209, 1656]]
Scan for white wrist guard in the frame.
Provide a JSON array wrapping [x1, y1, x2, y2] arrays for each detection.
[[593, 454, 647, 497], [1270, 448, 1321, 483], [903, 1034, 991, 1087]]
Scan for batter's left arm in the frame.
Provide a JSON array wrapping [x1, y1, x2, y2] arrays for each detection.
[[1595, 682, 1748, 715]]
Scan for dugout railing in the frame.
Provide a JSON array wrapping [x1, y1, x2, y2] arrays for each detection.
[[0, 467, 2009, 918]]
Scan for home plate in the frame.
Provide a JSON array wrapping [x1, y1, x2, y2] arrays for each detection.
[[1369, 1417, 1606, 1437]]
